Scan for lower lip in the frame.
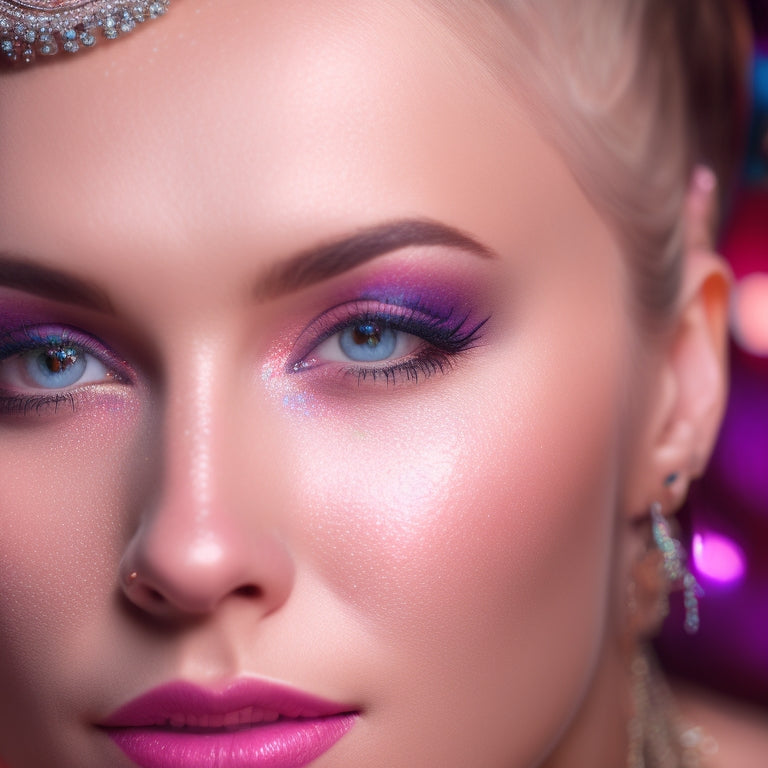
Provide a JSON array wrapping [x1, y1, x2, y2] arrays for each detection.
[[105, 714, 357, 768]]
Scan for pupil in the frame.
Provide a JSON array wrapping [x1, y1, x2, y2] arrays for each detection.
[[45, 348, 78, 374], [352, 322, 383, 347]]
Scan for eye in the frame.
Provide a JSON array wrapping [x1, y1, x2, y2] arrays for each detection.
[[0, 343, 111, 391], [313, 319, 421, 365], [0, 326, 128, 405], [288, 298, 490, 387]]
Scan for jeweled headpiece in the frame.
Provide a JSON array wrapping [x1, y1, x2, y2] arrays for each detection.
[[1, 0, 170, 66]]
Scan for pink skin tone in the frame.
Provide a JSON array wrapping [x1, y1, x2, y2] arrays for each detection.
[[0, 2, 728, 767]]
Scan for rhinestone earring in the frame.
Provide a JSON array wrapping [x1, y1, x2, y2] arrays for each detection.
[[650, 501, 701, 634]]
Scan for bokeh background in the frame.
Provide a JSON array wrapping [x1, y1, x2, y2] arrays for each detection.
[[657, 0, 768, 707]]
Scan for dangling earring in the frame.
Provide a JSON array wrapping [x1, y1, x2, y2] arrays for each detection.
[[650, 501, 702, 634]]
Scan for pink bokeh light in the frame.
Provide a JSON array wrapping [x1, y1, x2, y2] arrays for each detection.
[[692, 531, 747, 585], [732, 273, 768, 356]]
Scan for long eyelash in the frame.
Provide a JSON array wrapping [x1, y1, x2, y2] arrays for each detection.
[[355, 317, 484, 385], [0, 325, 85, 358], [0, 324, 127, 367], [347, 306, 488, 356], [0, 324, 131, 417], [0, 392, 77, 416], [0, 325, 57, 354], [298, 301, 490, 386], [316, 303, 487, 352], [350, 350, 454, 386]]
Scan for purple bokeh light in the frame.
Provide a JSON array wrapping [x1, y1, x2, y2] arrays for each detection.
[[692, 531, 748, 585]]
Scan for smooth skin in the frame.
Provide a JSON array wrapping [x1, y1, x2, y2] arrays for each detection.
[[0, 2, 732, 766]]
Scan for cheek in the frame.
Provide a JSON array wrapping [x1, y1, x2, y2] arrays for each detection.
[[0, 396, 142, 710], [293, 386, 618, 630], [277, 329, 625, 762]]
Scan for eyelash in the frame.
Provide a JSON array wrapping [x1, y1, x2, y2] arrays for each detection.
[[0, 391, 79, 417], [0, 299, 488, 416], [0, 325, 128, 416], [290, 299, 489, 386]]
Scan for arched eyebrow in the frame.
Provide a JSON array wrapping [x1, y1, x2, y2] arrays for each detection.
[[0, 254, 115, 313], [0, 220, 494, 310], [253, 218, 496, 300]]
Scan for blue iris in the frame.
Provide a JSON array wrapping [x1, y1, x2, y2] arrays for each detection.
[[338, 321, 397, 362], [28, 346, 86, 388]]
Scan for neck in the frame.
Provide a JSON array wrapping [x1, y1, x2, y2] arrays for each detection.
[[541, 634, 632, 768]]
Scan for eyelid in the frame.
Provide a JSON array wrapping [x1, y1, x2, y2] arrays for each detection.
[[287, 296, 489, 385], [0, 323, 134, 386], [287, 299, 454, 370]]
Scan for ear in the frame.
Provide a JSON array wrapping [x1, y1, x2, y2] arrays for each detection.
[[633, 167, 731, 516]]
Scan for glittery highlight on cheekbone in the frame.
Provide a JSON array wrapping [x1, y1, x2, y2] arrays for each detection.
[[0, 0, 169, 66]]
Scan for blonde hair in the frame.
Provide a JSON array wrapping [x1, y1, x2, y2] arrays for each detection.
[[432, 0, 749, 325]]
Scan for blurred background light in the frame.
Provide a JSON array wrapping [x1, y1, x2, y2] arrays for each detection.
[[692, 531, 747, 585], [732, 272, 768, 355]]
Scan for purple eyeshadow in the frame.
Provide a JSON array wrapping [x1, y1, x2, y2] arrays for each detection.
[[287, 272, 490, 383]]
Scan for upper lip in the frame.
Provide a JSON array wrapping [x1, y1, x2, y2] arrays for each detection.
[[99, 679, 356, 730]]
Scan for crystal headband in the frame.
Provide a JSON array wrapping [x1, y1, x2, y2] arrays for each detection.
[[1, 0, 170, 66]]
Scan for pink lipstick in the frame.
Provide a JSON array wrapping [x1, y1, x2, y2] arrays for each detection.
[[99, 679, 358, 768]]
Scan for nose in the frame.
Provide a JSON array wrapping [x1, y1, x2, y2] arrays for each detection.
[[120, 519, 295, 619], [120, 347, 295, 620]]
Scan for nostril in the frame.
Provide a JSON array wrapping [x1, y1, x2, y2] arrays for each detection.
[[119, 532, 294, 618], [234, 585, 262, 598]]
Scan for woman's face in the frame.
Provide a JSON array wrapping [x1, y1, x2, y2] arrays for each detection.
[[0, 2, 649, 766]]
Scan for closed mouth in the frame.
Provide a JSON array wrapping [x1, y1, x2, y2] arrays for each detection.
[[99, 679, 359, 768]]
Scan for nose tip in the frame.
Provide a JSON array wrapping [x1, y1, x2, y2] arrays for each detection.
[[120, 525, 295, 619]]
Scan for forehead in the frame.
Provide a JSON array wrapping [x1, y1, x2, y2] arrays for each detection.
[[0, 0, 608, 287]]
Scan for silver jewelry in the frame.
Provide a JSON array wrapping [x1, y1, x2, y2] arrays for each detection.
[[650, 501, 702, 635], [1, 0, 170, 66], [627, 649, 717, 768]]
